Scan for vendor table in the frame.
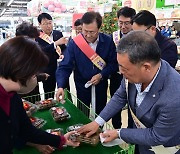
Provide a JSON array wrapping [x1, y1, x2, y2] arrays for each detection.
[[13, 98, 135, 154]]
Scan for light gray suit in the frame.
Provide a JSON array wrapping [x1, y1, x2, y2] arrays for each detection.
[[99, 60, 180, 154]]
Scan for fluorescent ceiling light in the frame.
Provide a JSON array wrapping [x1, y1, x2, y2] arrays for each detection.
[[4, 12, 26, 14], [0, 8, 6, 16], [5, 9, 24, 12], [11, 4, 27, 7], [13, 1, 28, 4], [7, 0, 14, 6]]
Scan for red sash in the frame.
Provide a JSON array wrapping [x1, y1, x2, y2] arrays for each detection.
[[73, 34, 106, 70], [39, 32, 61, 56]]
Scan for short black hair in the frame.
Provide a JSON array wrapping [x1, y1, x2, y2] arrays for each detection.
[[117, 7, 136, 19], [37, 13, 52, 23], [132, 10, 156, 26], [16, 22, 39, 38], [74, 19, 82, 26], [117, 31, 161, 65], [81, 12, 102, 29], [0, 36, 48, 86]]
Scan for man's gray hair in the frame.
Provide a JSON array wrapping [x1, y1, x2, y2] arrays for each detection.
[[117, 31, 161, 65]]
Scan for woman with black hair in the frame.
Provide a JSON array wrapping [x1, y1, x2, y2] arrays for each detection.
[[0, 36, 79, 153]]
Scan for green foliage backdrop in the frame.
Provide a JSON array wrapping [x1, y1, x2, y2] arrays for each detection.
[[100, 4, 120, 34]]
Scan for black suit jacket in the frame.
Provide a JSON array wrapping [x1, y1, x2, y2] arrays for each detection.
[[155, 29, 178, 68], [36, 30, 66, 75]]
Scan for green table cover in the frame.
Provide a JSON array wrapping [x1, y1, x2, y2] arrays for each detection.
[[13, 99, 123, 154]]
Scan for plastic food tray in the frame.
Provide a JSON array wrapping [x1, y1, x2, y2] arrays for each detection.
[[50, 106, 71, 122], [35, 98, 56, 110]]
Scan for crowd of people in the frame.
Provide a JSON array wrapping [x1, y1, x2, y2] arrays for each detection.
[[160, 24, 180, 38], [0, 7, 179, 154]]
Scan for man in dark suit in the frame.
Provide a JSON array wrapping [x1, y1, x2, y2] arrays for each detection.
[[132, 10, 178, 68], [56, 12, 117, 116], [111, 7, 136, 129], [78, 31, 180, 154], [16, 21, 50, 103], [36, 13, 68, 99]]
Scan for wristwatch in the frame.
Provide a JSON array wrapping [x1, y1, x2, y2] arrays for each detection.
[[117, 129, 121, 139]]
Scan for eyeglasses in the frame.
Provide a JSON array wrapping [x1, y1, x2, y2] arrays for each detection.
[[41, 22, 53, 26], [145, 25, 152, 31], [119, 21, 131, 26], [82, 30, 98, 36]]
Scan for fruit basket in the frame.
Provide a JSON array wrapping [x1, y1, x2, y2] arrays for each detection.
[[29, 117, 46, 129], [35, 98, 56, 110], [66, 124, 100, 146], [50, 106, 71, 122], [22, 99, 38, 117]]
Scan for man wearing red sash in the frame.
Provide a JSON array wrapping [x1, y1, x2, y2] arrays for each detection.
[[36, 13, 68, 99], [56, 12, 117, 115]]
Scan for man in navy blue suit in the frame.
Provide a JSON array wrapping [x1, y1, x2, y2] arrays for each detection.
[[36, 13, 68, 99], [56, 12, 117, 115]]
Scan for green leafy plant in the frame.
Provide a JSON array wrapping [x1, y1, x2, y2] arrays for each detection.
[[100, 4, 120, 34]]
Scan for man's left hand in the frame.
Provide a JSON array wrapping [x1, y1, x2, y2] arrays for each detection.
[[90, 73, 102, 85]]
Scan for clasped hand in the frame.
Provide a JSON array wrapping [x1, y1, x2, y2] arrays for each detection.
[[90, 73, 102, 85]]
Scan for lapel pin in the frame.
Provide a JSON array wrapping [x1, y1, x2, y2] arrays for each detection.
[[152, 94, 156, 98]]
